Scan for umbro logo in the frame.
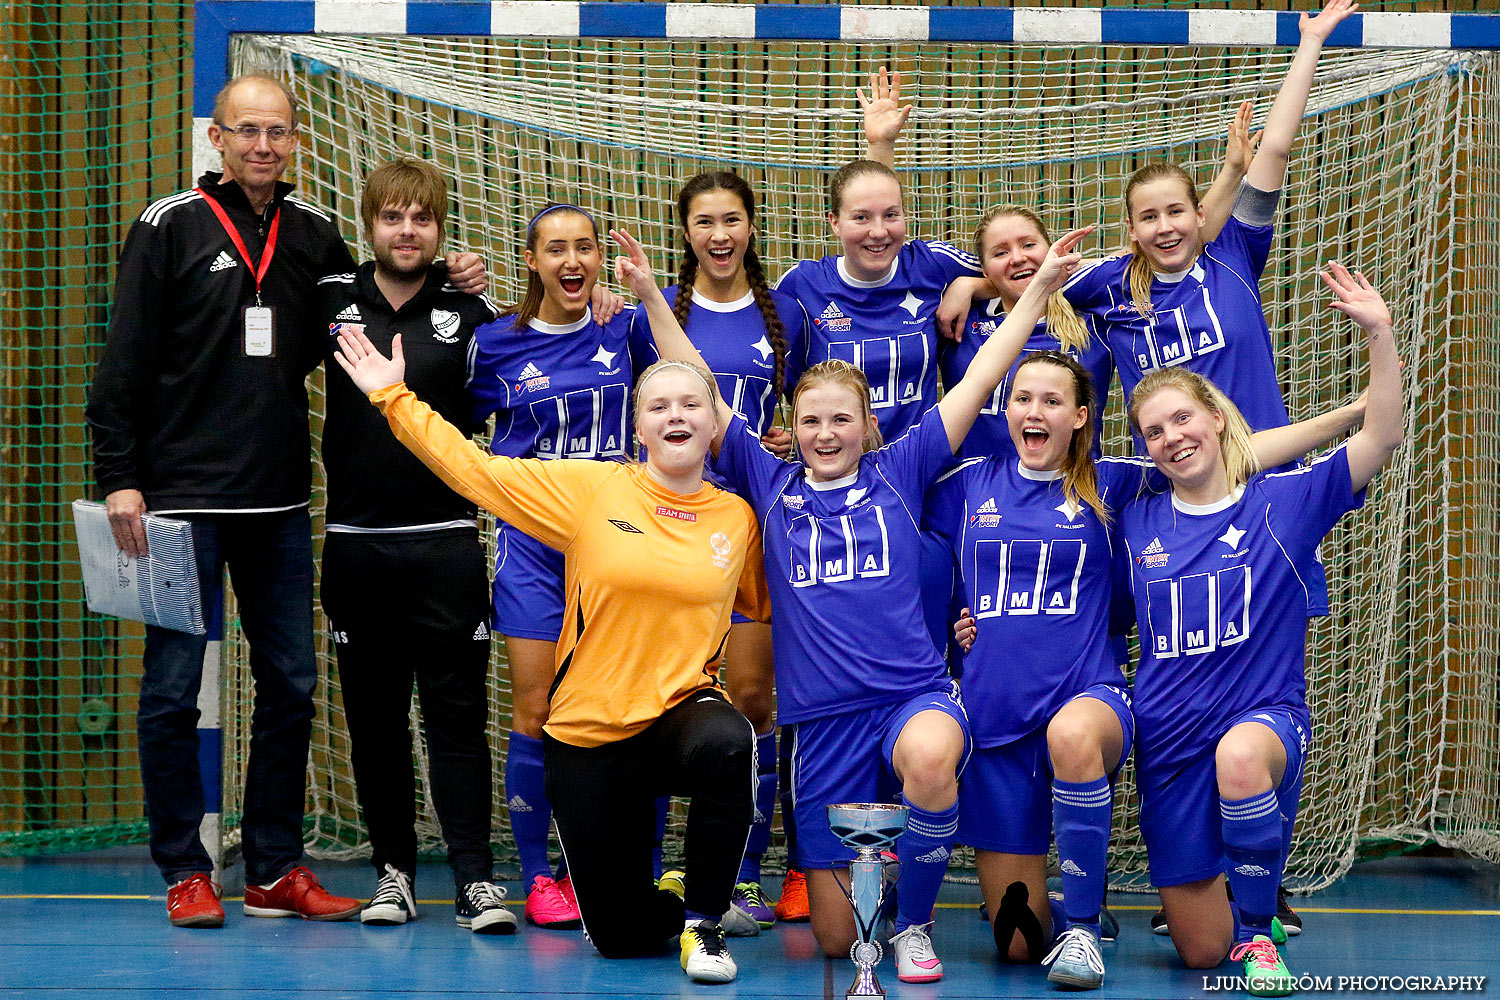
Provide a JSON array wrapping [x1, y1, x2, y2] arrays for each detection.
[[1060, 860, 1087, 877], [472, 622, 489, 641], [209, 250, 237, 272], [1141, 537, 1164, 555], [976, 497, 997, 514], [334, 304, 362, 322], [507, 795, 532, 813], [517, 362, 543, 380], [609, 519, 643, 534]]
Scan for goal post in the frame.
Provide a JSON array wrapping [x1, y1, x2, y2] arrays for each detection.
[[193, 0, 1500, 891]]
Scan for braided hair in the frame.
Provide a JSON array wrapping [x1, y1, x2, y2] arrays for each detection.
[[673, 172, 790, 398]]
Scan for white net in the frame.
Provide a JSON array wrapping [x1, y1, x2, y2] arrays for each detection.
[[220, 32, 1500, 890]]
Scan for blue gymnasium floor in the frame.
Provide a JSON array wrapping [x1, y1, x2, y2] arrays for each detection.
[[1, 849, 1496, 999]]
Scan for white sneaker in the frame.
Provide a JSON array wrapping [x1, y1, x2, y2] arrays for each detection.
[[891, 920, 943, 983], [361, 864, 416, 925], [1043, 924, 1106, 990], [680, 920, 737, 983]]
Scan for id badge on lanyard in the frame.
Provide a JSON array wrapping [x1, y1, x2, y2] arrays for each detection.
[[198, 187, 283, 358]]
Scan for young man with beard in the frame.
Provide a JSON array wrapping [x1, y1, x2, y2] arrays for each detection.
[[317, 157, 514, 933]]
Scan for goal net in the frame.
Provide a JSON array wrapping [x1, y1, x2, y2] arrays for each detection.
[[221, 27, 1500, 890]]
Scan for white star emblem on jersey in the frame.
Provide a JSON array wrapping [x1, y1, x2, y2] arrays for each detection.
[[900, 291, 923, 317], [590, 345, 618, 368], [751, 335, 773, 361], [844, 486, 868, 507], [1055, 497, 1081, 522], [1219, 523, 1246, 549]]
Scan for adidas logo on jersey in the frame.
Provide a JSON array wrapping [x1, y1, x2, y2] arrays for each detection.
[[1060, 860, 1087, 877], [817, 301, 852, 333], [472, 622, 490, 641], [517, 362, 543, 380], [976, 497, 998, 514], [335, 304, 362, 322], [515, 361, 551, 394], [507, 795, 532, 814], [1233, 864, 1272, 877], [914, 846, 951, 865], [1139, 535, 1170, 569], [209, 250, 237, 272]]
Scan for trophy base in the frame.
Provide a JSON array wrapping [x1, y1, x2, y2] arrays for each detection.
[[846, 963, 885, 999]]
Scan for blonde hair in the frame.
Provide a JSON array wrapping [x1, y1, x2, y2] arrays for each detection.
[[1014, 352, 1108, 523], [632, 358, 722, 423], [972, 205, 1090, 354], [1127, 367, 1259, 492], [791, 360, 884, 456], [1122, 164, 1201, 320]]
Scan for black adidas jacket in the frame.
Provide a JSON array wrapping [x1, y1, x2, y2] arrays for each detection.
[[320, 262, 498, 531], [87, 171, 355, 511]]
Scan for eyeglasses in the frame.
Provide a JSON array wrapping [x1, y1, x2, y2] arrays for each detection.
[[217, 124, 297, 145]]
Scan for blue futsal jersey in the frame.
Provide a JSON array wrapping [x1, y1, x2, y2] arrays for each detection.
[[1122, 446, 1365, 774], [1062, 216, 1287, 433], [937, 300, 1116, 461], [469, 309, 634, 461], [628, 284, 809, 488], [712, 406, 958, 724], [777, 240, 981, 440], [928, 456, 1151, 747]]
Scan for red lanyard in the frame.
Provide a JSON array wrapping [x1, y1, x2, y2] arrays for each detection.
[[197, 186, 281, 305]]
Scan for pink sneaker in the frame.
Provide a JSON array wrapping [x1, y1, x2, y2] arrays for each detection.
[[557, 874, 579, 911], [524, 874, 582, 929]]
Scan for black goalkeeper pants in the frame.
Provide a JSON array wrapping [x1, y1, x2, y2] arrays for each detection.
[[545, 689, 756, 958]]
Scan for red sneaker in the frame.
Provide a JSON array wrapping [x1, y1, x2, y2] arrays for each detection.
[[524, 874, 582, 928], [244, 866, 361, 921], [557, 873, 579, 911], [167, 872, 224, 928], [774, 868, 810, 923]]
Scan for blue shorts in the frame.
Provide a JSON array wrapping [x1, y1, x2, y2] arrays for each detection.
[[491, 521, 564, 641], [789, 685, 972, 869], [958, 683, 1134, 855], [1137, 706, 1308, 888]]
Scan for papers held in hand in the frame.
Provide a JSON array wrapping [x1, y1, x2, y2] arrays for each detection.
[[72, 499, 205, 634]]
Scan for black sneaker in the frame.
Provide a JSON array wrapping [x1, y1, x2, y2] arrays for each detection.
[[1276, 885, 1302, 937], [361, 864, 416, 925], [456, 880, 518, 934], [1150, 907, 1169, 936]]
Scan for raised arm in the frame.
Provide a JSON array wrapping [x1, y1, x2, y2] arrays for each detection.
[[1247, 393, 1365, 470], [860, 65, 911, 169], [1246, 0, 1357, 192], [1199, 100, 1259, 242], [1323, 263, 1402, 491], [609, 228, 734, 444], [936, 226, 1092, 451]]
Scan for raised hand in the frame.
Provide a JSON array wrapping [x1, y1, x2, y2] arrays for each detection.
[[610, 228, 660, 302], [858, 65, 913, 152], [1032, 225, 1095, 295], [1320, 261, 1391, 333], [1301, 0, 1358, 42], [1226, 100, 1263, 177], [334, 328, 406, 394]]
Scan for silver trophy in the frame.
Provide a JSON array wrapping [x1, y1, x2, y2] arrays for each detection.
[[827, 802, 909, 1000]]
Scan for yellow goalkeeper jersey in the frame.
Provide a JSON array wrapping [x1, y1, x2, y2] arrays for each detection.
[[372, 383, 770, 747]]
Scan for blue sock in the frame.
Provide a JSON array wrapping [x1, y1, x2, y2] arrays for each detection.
[[652, 796, 670, 879], [894, 796, 958, 933], [737, 732, 776, 884], [1052, 776, 1112, 936], [1048, 894, 1067, 943], [505, 731, 552, 888], [1221, 790, 1284, 943]]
